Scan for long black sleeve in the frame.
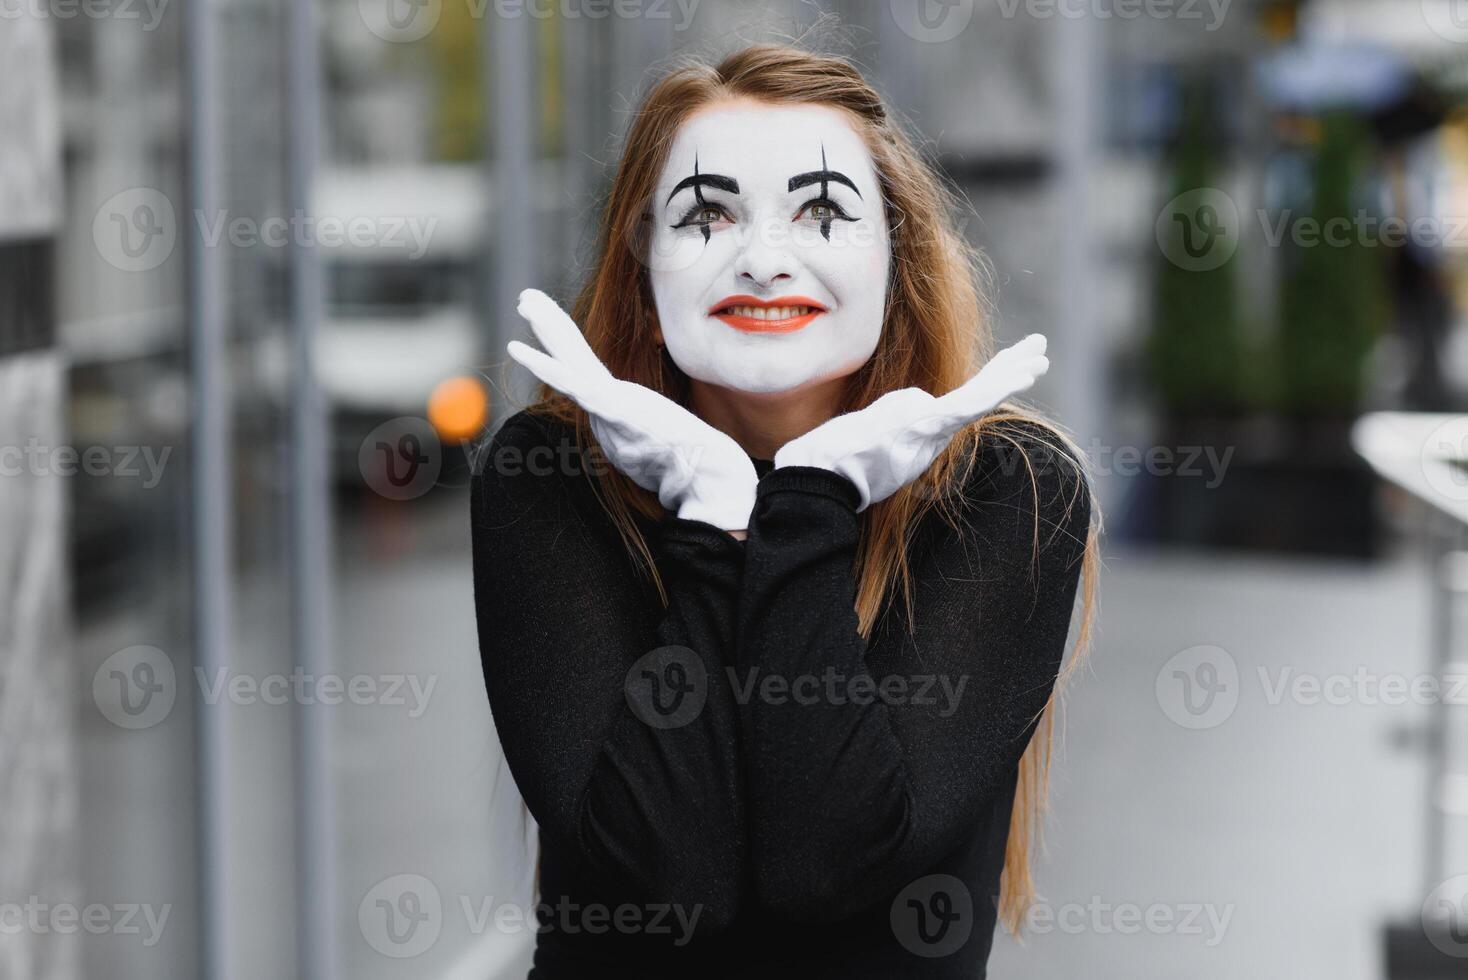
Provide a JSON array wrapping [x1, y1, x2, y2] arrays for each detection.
[[470, 411, 745, 933], [736, 419, 1091, 922]]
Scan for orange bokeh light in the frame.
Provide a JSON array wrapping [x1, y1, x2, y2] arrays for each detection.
[[428, 375, 488, 443]]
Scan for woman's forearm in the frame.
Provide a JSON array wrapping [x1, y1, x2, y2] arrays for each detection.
[[735, 445, 1089, 922], [471, 414, 746, 932]]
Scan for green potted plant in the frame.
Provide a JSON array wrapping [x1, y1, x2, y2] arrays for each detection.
[[1143, 83, 1385, 556]]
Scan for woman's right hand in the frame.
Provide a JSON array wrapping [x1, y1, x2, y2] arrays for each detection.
[[507, 289, 758, 532]]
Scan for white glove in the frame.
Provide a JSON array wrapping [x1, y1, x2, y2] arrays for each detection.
[[773, 334, 1050, 510], [507, 289, 759, 531]]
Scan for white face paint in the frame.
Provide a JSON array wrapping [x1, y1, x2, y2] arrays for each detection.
[[647, 101, 891, 395]]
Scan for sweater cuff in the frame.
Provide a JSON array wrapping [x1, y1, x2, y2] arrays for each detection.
[[758, 465, 862, 511], [660, 515, 747, 555]]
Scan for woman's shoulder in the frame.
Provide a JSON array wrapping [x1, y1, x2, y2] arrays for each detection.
[[479, 407, 576, 457], [968, 416, 1089, 492], [469, 408, 596, 509], [951, 416, 1093, 555]]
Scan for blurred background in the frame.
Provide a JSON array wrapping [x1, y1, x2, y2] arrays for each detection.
[[5, 0, 1468, 977]]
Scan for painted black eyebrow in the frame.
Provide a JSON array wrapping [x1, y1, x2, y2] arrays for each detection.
[[788, 168, 862, 199], [666, 170, 739, 205]]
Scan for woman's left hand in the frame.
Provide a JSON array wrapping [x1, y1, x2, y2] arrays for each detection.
[[773, 333, 1050, 510], [507, 289, 759, 532]]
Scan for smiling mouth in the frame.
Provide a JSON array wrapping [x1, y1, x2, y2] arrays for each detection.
[[709, 295, 828, 334]]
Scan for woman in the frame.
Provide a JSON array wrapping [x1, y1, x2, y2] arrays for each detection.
[[471, 43, 1098, 979]]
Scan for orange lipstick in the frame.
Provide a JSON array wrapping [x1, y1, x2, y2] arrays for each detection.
[[708, 294, 828, 334]]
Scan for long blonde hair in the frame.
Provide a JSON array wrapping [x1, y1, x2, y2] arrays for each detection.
[[524, 42, 1100, 934]]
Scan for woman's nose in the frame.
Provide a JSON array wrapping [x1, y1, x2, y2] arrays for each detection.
[[733, 216, 796, 289]]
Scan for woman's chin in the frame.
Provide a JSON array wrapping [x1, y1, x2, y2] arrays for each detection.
[[708, 369, 833, 397], [672, 347, 867, 398]]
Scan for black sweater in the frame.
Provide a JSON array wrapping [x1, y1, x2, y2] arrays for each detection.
[[470, 408, 1090, 979]]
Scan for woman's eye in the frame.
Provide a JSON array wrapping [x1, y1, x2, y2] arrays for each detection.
[[674, 205, 729, 229], [797, 199, 851, 222]]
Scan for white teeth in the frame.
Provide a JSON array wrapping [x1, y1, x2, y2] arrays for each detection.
[[723, 305, 814, 319]]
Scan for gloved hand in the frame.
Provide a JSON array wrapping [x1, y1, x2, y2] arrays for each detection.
[[773, 334, 1050, 510], [507, 289, 759, 532]]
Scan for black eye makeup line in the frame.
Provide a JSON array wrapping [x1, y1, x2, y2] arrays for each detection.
[[666, 154, 737, 243], [788, 145, 862, 242], [667, 144, 863, 243]]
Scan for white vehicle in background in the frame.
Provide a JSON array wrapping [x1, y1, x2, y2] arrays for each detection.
[[265, 165, 490, 482], [316, 166, 483, 407]]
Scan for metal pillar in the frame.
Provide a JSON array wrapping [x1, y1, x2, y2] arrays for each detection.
[[485, 6, 539, 421], [286, 0, 338, 977], [183, 0, 235, 976], [1053, 10, 1108, 468]]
